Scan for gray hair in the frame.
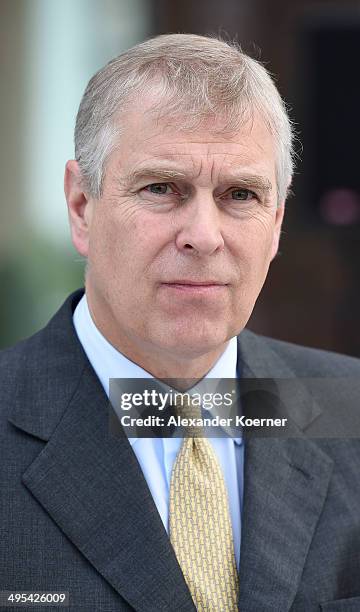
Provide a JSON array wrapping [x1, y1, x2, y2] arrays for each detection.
[[75, 33, 295, 204]]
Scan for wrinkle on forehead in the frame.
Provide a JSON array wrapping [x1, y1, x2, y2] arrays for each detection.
[[122, 141, 274, 169], [121, 102, 272, 146], [135, 131, 273, 168]]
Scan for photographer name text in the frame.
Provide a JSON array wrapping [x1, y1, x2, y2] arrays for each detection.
[[120, 415, 288, 428]]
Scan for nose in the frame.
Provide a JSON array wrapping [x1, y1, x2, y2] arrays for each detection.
[[175, 193, 225, 256]]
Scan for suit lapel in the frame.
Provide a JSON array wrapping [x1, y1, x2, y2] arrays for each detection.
[[238, 436, 333, 611], [19, 364, 195, 611], [237, 331, 334, 611]]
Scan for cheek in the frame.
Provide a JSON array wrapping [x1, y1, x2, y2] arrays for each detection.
[[233, 217, 274, 256], [248, 214, 277, 254], [89, 211, 170, 285]]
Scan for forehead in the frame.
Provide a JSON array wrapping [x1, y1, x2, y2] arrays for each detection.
[[110, 102, 277, 182]]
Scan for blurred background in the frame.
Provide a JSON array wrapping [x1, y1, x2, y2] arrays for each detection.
[[1, 0, 359, 355]]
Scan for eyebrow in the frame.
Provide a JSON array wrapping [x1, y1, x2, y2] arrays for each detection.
[[125, 167, 187, 185], [125, 166, 272, 193], [222, 172, 272, 193]]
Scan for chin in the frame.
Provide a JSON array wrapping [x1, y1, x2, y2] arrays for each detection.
[[151, 323, 230, 356]]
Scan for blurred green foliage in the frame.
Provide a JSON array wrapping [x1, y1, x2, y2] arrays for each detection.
[[0, 233, 84, 348]]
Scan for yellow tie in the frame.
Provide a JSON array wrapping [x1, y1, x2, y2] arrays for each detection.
[[169, 395, 239, 611]]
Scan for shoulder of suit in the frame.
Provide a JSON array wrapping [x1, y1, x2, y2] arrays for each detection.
[[0, 329, 48, 416], [240, 327, 360, 377], [0, 290, 87, 421], [0, 332, 38, 379], [0, 289, 85, 376]]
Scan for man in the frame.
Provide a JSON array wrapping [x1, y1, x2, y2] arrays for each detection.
[[1, 33, 360, 612]]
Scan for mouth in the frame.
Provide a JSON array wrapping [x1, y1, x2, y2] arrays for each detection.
[[161, 280, 229, 294], [163, 280, 228, 286]]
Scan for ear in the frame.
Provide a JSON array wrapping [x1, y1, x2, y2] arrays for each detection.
[[64, 160, 94, 257], [270, 202, 285, 261]]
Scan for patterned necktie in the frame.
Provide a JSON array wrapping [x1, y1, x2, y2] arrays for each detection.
[[169, 394, 239, 611]]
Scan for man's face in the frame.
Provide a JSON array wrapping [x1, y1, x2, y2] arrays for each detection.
[[69, 103, 284, 361]]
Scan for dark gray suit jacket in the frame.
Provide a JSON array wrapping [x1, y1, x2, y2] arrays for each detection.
[[1, 290, 360, 611]]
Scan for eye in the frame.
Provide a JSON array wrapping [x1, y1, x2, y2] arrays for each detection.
[[230, 188, 257, 201], [144, 183, 172, 195]]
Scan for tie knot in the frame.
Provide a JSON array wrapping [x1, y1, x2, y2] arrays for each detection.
[[174, 394, 203, 437]]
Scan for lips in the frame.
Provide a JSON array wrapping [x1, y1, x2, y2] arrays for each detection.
[[163, 280, 227, 286], [160, 280, 229, 296]]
